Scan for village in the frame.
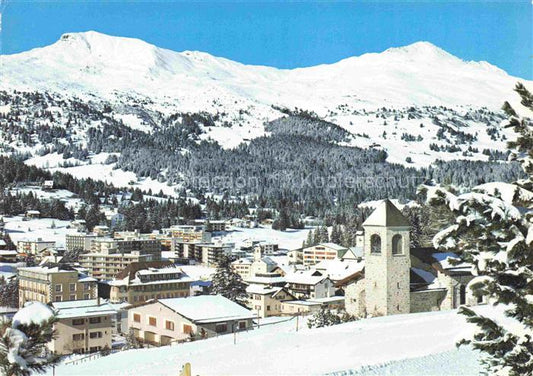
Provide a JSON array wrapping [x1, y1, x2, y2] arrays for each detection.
[[0, 181, 487, 360]]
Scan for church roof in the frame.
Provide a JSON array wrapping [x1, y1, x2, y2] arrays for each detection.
[[362, 199, 410, 227]]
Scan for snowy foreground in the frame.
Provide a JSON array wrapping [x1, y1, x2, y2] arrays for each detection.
[[49, 307, 491, 376]]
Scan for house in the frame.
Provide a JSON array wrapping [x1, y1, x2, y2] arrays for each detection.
[[93, 225, 110, 237], [127, 295, 255, 345], [302, 243, 348, 266], [25, 210, 41, 219], [42, 180, 54, 190], [246, 284, 295, 318], [284, 269, 335, 300], [232, 257, 253, 279], [0, 250, 17, 263], [254, 241, 279, 255], [49, 299, 116, 355], [343, 199, 485, 318], [108, 261, 193, 304], [18, 265, 98, 307], [288, 248, 303, 264]]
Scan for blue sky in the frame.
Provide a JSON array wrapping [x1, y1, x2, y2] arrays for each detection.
[[2, 1, 532, 79]]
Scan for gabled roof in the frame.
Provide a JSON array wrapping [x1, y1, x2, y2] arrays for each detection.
[[158, 295, 255, 323], [362, 199, 410, 227]]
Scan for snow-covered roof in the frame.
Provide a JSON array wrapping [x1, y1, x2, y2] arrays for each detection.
[[52, 299, 116, 319], [307, 296, 345, 304], [232, 257, 253, 265], [433, 252, 471, 271], [363, 199, 410, 227], [246, 284, 282, 295], [245, 275, 286, 285], [316, 243, 348, 251], [285, 270, 327, 285], [158, 295, 255, 323], [314, 259, 365, 281]]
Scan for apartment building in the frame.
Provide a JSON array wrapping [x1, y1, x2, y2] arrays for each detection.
[[109, 262, 193, 304], [302, 243, 348, 266], [171, 240, 233, 266], [164, 225, 211, 243], [49, 299, 116, 355], [18, 265, 97, 307], [79, 237, 162, 280], [16, 238, 55, 256], [128, 295, 255, 345], [65, 233, 99, 252]]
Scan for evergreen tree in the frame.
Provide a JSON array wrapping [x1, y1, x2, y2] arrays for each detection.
[[0, 302, 59, 376], [0, 278, 18, 308], [210, 255, 247, 306], [330, 224, 342, 244], [423, 83, 533, 376], [123, 328, 143, 350], [305, 230, 314, 248], [307, 307, 341, 328]]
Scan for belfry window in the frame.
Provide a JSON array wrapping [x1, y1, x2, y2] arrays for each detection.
[[392, 234, 403, 255], [370, 234, 382, 254]]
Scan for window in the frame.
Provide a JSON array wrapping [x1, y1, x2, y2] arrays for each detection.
[[70, 295, 76, 301], [89, 331, 103, 339], [215, 323, 227, 333], [55, 284, 62, 292], [72, 333, 84, 341], [72, 318, 84, 325], [89, 317, 101, 324], [148, 317, 157, 326], [165, 321, 175, 331], [238, 321, 246, 330], [266, 305, 271, 311], [459, 285, 466, 305], [392, 234, 403, 255], [84, 283, 90, 291], [183, 324, 192, 334], [55, 295, 62, 302], [69, 283, 76, 292], [89, 346, 101, 353], [370, 234, 382, 254], [133, 313, 141, 323], [84, 294, 90, 300]]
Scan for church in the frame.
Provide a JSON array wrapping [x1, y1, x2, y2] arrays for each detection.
[[345, 200, 485, 317]]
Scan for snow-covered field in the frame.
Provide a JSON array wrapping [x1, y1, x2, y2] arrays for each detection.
[[214, 226, 311, 250], [48, 306, 493, 376], [3, 216, 76, 248]]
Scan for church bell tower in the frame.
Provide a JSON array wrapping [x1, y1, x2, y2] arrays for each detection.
[[363, 200, 411, 316]]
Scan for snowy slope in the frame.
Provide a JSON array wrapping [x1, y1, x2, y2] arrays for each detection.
[[46, 306, 498, 376], [1, 31, 530, 169], [1, 31, 524, 111]]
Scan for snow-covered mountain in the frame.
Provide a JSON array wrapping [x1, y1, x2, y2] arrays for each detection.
[[1, 31, 521, 110], [0, 31, 530, 193]]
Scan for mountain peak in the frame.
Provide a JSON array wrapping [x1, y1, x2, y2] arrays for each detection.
[[384, 41, 454, 60]]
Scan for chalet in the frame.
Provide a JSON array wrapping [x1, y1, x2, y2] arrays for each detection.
[[246, 284, 296, 318], [127, 295, 255, 345], [284, 269, 335, 300]]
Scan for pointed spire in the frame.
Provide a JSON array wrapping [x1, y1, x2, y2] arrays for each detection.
[[363, 199, 410, 227]]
